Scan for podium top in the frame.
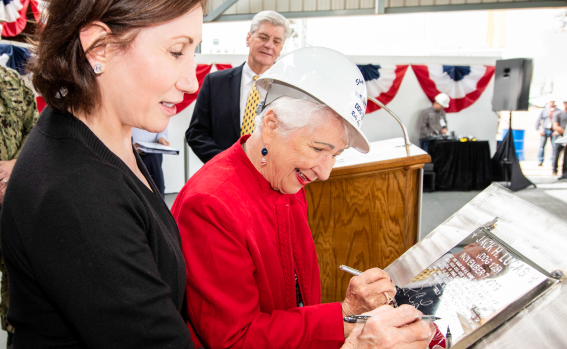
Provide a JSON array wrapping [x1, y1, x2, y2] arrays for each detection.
[[331, 138, 430, 176]]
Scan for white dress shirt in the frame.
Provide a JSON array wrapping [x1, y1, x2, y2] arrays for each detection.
[[132, 127, 168, 143], [239, 62, 267, 126]]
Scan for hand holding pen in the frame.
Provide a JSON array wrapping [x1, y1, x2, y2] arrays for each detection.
[[340, 265, 397, 321], [345, 314, 441, 323], [341, 305, 436, 349], [339, 265, 441, 349]]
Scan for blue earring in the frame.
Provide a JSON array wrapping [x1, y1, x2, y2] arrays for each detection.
[[261, 145, 268, 166]]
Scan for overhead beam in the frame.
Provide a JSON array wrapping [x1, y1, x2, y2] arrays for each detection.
[[209, 0, 566, 22], [385, 0, 567, 14], [212, 9, 376, 22], [204, 0, 240, 22]]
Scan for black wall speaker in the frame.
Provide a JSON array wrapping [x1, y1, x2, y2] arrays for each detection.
[[492, 58, 533, 112]]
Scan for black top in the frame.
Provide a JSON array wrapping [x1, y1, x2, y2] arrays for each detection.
[[185, 63, 244, 163], [0, 107, 194, 348]]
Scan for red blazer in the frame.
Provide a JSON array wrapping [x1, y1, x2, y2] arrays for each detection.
[[172, 136, 344, 349]]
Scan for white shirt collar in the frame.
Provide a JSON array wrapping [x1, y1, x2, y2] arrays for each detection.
[[243, 61, 262, 86]]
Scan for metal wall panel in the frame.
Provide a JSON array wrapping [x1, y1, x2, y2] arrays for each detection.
[[318, 0, 332, 11], [250, 0, 263, 13], [224, 2, 237, 14], [304, 0, 318, 11], [420, 0, 435, 6], [236, 0, 250, 14], [208, 0, 566, 20], [346, 0, 360, 9], [290, 0, 303, 11], [332, 0, 346, 10], [277, 0, 291, 12], [264, 0, 278, 11]]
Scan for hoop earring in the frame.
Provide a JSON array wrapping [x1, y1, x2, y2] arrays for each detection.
[[260, 144, 268, 166]]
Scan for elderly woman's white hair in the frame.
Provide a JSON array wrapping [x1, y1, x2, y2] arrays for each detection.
[[250, 11, 292, 41], [255, 96, 358, 148]]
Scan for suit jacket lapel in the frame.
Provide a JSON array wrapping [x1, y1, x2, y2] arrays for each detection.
[[229, 63, 245, 136]]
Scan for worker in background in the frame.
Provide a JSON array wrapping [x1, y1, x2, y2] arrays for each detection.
[[0, 64, 39, 348], [185, 11, 291, 163], [551, 100, 567, 176], [419, 93, 450, 151], [132, 128, 170, 198], [535, 99, 561, 166]]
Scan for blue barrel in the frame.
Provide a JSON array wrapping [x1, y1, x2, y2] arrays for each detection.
[[502, 129, 525, 161]]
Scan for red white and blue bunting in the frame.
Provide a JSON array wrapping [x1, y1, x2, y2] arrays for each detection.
[[358, 64, 409, 114], [175, 63, 232, 113], [1, 0, 44, 37], [411, 65, 495, 113]]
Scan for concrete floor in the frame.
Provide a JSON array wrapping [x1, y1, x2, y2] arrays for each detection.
[[420, 173, 567, 240]]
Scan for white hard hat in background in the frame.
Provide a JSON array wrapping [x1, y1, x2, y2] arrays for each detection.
[[435, 93, 450, 108], [257, 46, 371, 154]]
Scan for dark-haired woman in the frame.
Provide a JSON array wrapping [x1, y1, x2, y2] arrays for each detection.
[[0, 0, 204, 347]]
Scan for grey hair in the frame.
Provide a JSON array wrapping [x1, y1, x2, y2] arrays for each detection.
[[255, 96, 358, 148], [250, 11, 292, 41]]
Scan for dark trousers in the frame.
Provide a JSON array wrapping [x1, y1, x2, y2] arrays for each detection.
[[538, 129, 556, 163], [552, 143, 565, 174], [140, 153, 165, 198]]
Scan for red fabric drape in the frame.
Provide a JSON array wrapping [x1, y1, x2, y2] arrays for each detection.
[[366, 65, 409, 114], [214, 63, 233, 71], [36, 95, 46, 113], [2, 0, 30, 37], [175, 63, 233, 114], [411, 65, 495, 113], [30, 0, 40, 22], [175, 64, 213, 113]]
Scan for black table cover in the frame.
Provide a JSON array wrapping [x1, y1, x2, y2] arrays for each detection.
[[428, 140, 491, 191]]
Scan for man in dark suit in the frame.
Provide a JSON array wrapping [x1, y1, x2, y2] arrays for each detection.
[[186, 11, 291, 163]]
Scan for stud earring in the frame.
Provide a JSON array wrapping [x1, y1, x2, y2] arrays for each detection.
[[93, 64, 103, 75], [260, 144, 268, 166]]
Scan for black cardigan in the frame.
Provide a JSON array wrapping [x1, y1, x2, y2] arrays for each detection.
[[0, 107, 194, 348]]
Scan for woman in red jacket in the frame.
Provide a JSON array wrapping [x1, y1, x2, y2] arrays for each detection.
[[172, 47, 437, 349]]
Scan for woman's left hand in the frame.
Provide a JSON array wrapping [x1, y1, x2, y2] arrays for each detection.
[[158, 137, 170, 146], [342, 268, 396, 318], [0, 159, 16, 181], [0, 159, 15, 204]]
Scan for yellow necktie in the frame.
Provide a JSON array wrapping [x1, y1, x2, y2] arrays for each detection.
[[241, 76, 260, 136]]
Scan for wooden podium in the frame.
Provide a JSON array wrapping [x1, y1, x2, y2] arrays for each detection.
[[305, 138, 431, 304]]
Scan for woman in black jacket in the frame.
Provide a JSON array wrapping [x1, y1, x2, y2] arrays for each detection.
[[0, 0, 205, 347]]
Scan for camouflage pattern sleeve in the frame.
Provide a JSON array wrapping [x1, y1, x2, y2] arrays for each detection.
[[0, 65, 39, 161], [13, 78, 39, 159]]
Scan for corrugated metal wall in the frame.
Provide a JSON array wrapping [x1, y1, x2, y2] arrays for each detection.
[[206, 0, 565, 20]]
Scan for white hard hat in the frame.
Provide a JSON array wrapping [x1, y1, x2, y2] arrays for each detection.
[[257, 47, 370, 153], [435, 93, 450, 108]]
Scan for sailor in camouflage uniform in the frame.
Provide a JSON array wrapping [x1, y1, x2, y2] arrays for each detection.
[[0, 64, 39, 342]]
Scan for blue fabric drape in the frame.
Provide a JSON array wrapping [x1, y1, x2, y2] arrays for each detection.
[[442, 65, 471, 82], [0, 44, 31, 75], [358, 64, 381, 81]]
